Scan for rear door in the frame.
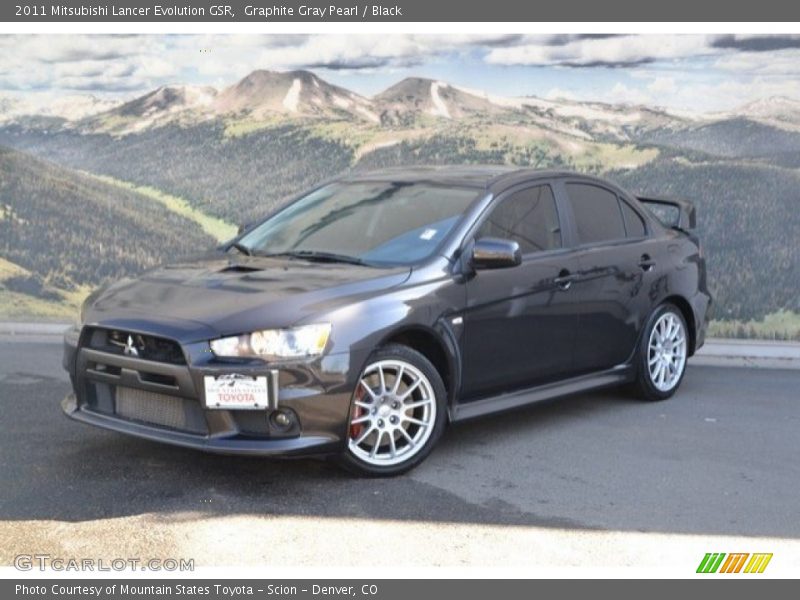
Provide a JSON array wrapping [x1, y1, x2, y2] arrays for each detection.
[[560, 181, 660, 374], [460, 182, 581, 400]]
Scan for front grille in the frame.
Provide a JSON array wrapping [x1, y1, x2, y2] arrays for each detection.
[[85, 327, 186, 365], [115, 387, 207, 434]]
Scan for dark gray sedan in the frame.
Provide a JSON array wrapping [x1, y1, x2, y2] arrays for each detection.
[[63, 167, 711, 475]]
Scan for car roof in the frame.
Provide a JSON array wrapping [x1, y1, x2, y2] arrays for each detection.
[[341, 165, 602, 194]]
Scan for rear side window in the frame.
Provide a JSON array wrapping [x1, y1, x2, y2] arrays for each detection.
[[566, 183, 625, 244], [620, 200, 647, 238], [477, 185, 561, 254]]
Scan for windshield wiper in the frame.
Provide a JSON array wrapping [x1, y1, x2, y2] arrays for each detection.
[[228, 242, 252, 256], [264, 250, 370, 266]]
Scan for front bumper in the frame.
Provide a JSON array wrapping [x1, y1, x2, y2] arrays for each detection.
[[61, 392, 339, 456], [62, 325, 361, 457]]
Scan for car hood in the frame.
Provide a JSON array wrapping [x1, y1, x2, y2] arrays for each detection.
[[84, 254, 412, 342]]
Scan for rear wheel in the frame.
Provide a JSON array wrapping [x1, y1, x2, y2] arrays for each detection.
[[338, 344, 446, 477], [632, 303, 689, 401]]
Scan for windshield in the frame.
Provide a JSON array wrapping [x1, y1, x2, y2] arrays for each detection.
[[237, 181, 479, 265]]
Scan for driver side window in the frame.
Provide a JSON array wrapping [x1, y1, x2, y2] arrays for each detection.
[[477, 184, 561, 254]]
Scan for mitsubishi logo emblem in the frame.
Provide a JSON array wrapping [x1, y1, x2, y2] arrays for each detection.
[[123, 335, 139, 357]]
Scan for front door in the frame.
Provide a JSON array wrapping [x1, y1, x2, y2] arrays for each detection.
[[460, 183, 580, 400]]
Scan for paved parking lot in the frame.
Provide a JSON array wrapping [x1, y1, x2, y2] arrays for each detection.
[[1, 337, 799, 570]]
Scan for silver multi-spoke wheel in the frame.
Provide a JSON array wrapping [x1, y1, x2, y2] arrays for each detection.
[[647, 312, 687, 392], [348, 359, 437, 467]]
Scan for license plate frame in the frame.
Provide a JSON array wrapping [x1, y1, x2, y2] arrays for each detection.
[[203, 372, 277, 410]]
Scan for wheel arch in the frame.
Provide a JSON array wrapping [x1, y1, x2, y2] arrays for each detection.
[[379, 325, 459, 410], [662, 295, 697, 356]]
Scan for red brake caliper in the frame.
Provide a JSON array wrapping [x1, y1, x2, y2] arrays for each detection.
[[350, 384, 366, 439]]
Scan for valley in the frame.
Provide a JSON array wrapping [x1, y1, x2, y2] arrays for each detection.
[[1, 69, 798, 336]]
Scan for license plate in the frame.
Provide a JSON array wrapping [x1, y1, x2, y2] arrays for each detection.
[[204, 374, 271, 409]]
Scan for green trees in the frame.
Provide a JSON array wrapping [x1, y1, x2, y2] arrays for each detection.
[[0, 114, 798, 325], [0, 146, 214, 295]]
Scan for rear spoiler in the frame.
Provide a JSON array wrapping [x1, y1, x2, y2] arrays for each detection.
[[637, 196, 697, 231]]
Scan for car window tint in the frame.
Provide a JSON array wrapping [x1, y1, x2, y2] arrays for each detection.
[[620, 200, 646, 238], [477, 185, 561, 254], [239, 182, 479, 266], [566, 183, 626, 244]]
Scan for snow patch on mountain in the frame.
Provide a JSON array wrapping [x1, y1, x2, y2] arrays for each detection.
[[429, 82, 451, 119], [282, 79, 302, 113]]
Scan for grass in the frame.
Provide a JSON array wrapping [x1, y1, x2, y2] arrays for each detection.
[[708, 310, 800, 341], [586, 143, 660, 172], [88, 174, 237, 242], [0, 256, 28, 280], [0, 256, 90, 320], [0, 281, 90, 321], [223, 115, 293, 138], [0, 289, 75, 319]]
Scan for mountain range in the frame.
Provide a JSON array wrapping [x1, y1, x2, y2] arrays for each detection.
[[1, 69, 798, 332], [6, 69, 800, 137]]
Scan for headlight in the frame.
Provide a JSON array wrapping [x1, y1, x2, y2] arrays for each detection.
[[210, 323, 331, 359]]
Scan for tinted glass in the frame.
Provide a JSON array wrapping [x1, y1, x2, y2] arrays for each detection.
[[477, 185, 561, 254], [239, 182, 479, 265], [620, 200, 646, 237], [566, 183, 626, 244]]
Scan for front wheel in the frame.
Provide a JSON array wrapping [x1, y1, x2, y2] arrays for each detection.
[[337, 344, 447, 477], [632, 303, 689, 401]]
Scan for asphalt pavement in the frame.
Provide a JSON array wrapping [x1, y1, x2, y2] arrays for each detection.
[[1, 336, 799, 570]]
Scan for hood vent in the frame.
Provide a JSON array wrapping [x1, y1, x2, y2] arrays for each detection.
[[219, 264, 263, 273]]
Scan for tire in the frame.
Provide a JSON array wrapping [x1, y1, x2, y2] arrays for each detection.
[[631, 303, 689, 401], [337, 344, 447, 477]]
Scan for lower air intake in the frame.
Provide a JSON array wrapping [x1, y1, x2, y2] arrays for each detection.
[[115, 387, 207, 434]]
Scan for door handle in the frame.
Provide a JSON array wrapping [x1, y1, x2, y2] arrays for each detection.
[[638, 254, 656, 272], [554, 269, 575, 290]]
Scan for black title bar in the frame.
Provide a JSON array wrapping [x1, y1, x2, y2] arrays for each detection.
[[4, 0, 800, 22]]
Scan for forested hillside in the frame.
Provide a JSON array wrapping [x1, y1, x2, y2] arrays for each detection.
[[640, 118, 800, 164], [0, 123, 354, 224], [0, 146, 215, 316], [1, 69, 798, 333]]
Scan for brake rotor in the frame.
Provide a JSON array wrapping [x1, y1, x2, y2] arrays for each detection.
[[349, 383, 367, 439]]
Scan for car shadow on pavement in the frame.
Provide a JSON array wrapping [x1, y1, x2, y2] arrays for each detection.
[[2, 365, 799, 540]]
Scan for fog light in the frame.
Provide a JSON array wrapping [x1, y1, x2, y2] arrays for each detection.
[[270, 408, 297, 432]]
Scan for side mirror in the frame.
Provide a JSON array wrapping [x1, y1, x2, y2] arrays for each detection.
[[472, 237, 522, 270]]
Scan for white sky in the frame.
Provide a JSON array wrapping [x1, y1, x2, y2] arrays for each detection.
[[2, 34, 800, 112]]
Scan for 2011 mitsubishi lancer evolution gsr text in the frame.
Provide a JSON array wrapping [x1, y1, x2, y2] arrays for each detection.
[[62, 167, 711, 476]]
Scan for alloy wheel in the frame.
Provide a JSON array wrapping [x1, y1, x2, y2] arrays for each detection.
[[647, 312, 687, 392], [348, 359, 437, 467]]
